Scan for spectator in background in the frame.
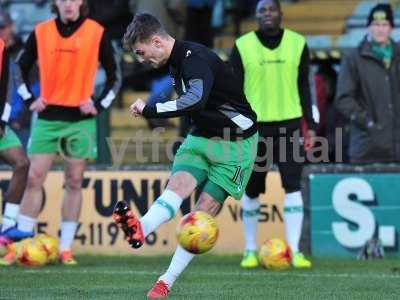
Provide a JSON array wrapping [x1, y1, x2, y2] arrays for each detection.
[[230, 0, 315, 269], [335, 4, 400, 163], [0, 0, 119, 266]]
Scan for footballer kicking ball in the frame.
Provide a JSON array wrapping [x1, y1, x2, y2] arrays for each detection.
[[35, 234, 59, 263], [176, 211, 218, 254], [17, 238, 48, 267], [259, 238, 292, 270]]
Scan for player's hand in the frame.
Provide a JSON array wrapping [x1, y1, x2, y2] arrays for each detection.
[[80, 98, 98, 116], [129, 99, 146, 117], [304, 129, 317, 151], [29, 97, 47, 113]]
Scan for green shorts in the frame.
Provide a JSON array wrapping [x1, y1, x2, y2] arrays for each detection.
[[172, 133, 258, 202], [28, 118, 97, 160], [0, 127, 22, 151]]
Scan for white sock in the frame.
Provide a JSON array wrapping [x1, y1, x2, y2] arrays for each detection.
[[59, 221, 78, 252], [17, 214, 37, 232], [140, 190, 183, 237], [283, 191, 304, 253], [159, 245, 194, 289], [1, 203, 20, 232], [241, 194, 260, 252]]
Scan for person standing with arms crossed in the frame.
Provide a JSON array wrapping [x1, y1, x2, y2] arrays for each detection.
[[0, 0, 120, 265], [230, 0, 316, 269]]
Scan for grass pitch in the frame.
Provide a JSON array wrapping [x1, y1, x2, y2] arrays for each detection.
[[1, 255, 399, 299]]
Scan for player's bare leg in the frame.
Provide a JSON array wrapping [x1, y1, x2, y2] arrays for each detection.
[[6, 154, 56, 239], [0, 147, 29, 231], [0, 154, 54, 265], [59, 158, 86, 265], [0, 147, 29, 249], [147, 192, 222, 299]]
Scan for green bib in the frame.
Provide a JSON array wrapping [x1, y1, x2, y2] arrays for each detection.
[[236, 29, 305, 122]]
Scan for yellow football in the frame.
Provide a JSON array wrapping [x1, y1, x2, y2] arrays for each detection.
[[176, 211, 218, 254], [36, 234, 59, 263], [259, 238, 292, 270]]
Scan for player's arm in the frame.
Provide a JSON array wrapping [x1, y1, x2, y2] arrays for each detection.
[[16, 31, 37, 106], [141, 54, 214, 118], [229, 44, 245, 89], [0, 48, 10, 131], [92, 31, 121, 113], [298, 44, 317, 131]]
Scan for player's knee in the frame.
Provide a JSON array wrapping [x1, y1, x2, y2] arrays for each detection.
[[166, 172, 197, 198], [65, 174, 83, 191], [195, 193, 221, 217], [27, 169, 46, 189]]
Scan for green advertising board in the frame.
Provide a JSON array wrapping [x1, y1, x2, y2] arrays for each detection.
[[310, 173, 400, 257]]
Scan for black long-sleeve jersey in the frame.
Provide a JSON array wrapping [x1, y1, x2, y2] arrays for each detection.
[[0, 47, 9, 129], [230, 29, 317, 130], [17, 16, 121, 122], [143, 40, 258, 140]]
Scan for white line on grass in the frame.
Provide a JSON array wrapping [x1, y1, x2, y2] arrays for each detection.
[[1, 269, 399, 280]]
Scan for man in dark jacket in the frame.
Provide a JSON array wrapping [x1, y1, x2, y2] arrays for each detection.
[[336, 3, 400, 163]]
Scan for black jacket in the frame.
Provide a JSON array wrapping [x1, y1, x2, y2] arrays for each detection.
[[143, 40, 258, 140], [335, 37, 400, 163]]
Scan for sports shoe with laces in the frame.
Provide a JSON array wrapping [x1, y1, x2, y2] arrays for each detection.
[[59, 250, 78, 265], [292, 252, 312, 268], [240, 250, 259, 268], [147, 280, 169, 298], [112, 201, 144, 249]]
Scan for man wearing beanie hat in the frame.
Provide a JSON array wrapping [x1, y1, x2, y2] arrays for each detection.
[[367, 3, 394, 27], [336, 3, 400, 163]]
